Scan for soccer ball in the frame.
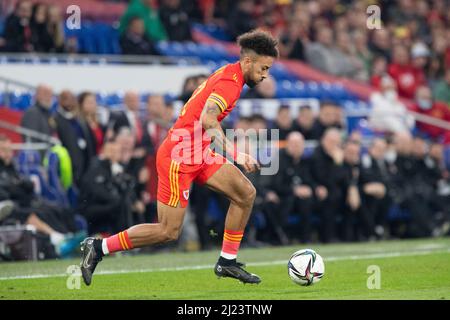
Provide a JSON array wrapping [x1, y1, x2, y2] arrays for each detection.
[[287, 249, 324, 286]]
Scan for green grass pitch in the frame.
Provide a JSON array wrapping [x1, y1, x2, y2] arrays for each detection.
[[0, 237, 449, 300]]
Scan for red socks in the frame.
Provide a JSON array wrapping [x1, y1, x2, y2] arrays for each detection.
[[220, 230, 244, 260], [103, 230, 134, 255]]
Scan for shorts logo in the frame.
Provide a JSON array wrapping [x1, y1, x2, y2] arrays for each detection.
[[183, 190, 190, 200]]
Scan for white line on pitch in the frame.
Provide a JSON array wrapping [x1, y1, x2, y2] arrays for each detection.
[[0, 248, 449, 281]]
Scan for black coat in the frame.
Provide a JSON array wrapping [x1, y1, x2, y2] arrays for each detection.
[[309, 145, 347, 203], [79, 158, 120, 209], [1, 14, 31, 52], [119, 32, 158, 55], [159, 5, 192, 41], [54, 110, 88, 185], [0, 159, 35, 206], [273, 149, 315, 197]]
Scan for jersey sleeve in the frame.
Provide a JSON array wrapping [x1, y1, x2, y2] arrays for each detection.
[[206, 79, 241, 113]]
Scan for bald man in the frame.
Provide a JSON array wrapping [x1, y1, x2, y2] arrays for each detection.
[[21, 84, 55, 152], [272, 131, 315, 243], [309, 128, 347, 243]]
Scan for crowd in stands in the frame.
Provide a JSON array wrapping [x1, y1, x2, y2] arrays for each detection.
[[1, 75, 448, 258], [1, 0, 449, 106]]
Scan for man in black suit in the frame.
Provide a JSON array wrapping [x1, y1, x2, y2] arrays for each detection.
[[309, 128, 347, 242], [273, 131, 315, 243], [54, 90, 88, 187]]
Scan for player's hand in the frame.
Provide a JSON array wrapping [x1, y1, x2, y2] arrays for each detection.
[[236, 152, 260, 173]]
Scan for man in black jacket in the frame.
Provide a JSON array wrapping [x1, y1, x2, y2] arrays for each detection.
[[310, 101, 343, 140], [386, 132, 435, 238], [0, 0, 33, 52], [79, 140, 133, 235], [20, 85, 55, 158], [360, 138, 390, 239], [54, 90, 88, 187], [159, 0, 192, 42], [272, 132, 315, 243], [309, 128, 347, 242], [119, 16, 159, 56]]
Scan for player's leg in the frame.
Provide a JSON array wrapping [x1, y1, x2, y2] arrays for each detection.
[[80, 202, 186, 285], [197, 160, 260, 283], [80, 151, 190, 285]]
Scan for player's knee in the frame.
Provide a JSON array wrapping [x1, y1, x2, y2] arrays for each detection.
[[162, 226, 181, 242], [236, 183, 256, 207]]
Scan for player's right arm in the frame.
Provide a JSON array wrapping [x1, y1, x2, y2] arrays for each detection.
[[200, 101, 260, 173]]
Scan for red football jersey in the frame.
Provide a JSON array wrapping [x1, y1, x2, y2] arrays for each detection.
[[166, 62, 245, 161]]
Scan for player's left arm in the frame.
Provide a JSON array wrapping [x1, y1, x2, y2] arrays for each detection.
[[200, 101, 259, 173]]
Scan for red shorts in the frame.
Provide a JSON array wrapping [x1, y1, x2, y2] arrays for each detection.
[[156, 138, 227, 208]]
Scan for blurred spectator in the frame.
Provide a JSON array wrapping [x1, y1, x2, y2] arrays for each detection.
[[334, 30, 364, 79], [111, 91, 143, 143], [310, 101, 342, 140], [293, 105, 315, 140], [278, 17, 307, 61], [227, 0, 257, 41], [306, 24, 369, 79], [20, 84, 55, 149], [369, 76, 415, 133], [410, 85, 450, 143], [115, 128, 150, 225], [30, 2, 53, 52], [179, 75, 199, 103], [179, 0, 204, 23], [79, 140, 132, 235], [1, 0, 33, 52], [272, 105, 294, 140], [112, 92, 153, 200], [353, 30, 372, 81], [386, 132, 437, 237], [341, 139, 362, 241], [159, 0, 192, 42], [145, 94, 172, 149], [0, 135, 79, 257], [433, 68, 450, 105], [120, 16, 159, 55], [119, 0, 168, 42], [411, 42, 430, 73], [78, 92, 105, 155], [46, 4, 65, 52], [370, 55, 388, 88], [388, 44, 426, 99], [305, 27, 342, 76], [242, 75, 276, 99], [272, 132, 314, 243], [309, 128, 347, 243], [178, 73, 208, 103], [369, 29, 391, 61], [54, 90, 87, 187], [360, 138, 390, 240]]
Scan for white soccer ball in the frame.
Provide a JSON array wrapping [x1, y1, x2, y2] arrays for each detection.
[[287, 249, 325, 286]]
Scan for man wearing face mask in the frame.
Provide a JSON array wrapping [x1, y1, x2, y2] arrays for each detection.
[[369, 76, 415, 133], [411, 86, 450, 143]]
